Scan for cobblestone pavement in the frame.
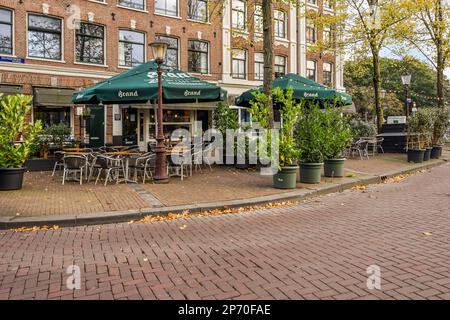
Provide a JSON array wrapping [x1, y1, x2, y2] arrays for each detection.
[[1, 152, 445, 217], [1, 163, 450, 300]]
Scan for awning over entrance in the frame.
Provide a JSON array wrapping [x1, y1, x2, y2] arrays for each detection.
[[72, 60, 227, 105], [34, 88, 76, 107], [234, 73, 352, 107], [0, 85, 22, 96]]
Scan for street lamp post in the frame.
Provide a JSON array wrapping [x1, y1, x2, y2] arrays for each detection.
[[401, 72, 412, 118], [149, 41, 169, 183]]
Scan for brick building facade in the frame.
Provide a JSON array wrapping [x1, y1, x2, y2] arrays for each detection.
[[0, 0, 344, 150]]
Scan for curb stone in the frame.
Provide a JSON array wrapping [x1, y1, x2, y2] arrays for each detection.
[[0, 158, 447, 230]]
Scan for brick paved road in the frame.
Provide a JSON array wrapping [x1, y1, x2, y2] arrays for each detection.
[[1, 164, 450, 300]]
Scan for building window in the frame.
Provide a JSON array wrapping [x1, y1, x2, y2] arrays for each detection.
[[75, 22, 105, 65], [188, 40, 208, 74], [306, 60, 317, 81], [155, 0, 179, 16], [118, 0, 145, 11], [274, 10, 286, 39], [155, 35, 178, 69], [28, 14, 62, 60], [254, 52, 264, 81], [119, 30, 145, 67], [324, 0, 333, 9], [306, 19, 316, 44], [323, 26, 332, 46], [274, 56, 286, 78], [232, 49, 247, 79], [307, 0, 317, 5], [323, 62, 333, 86], [254, 4, 263, 34], [0, 8, 12, 55], [187, 0, 208, 22], [232, 0, 247, 30]]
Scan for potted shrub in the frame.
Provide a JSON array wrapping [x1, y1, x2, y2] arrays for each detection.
[[323, 106, 353, 177], [0, 94, 42, 190], [430, 107, 449, 159], [212, 102, 239, 164], [296, 102, 326, 184], [249, 87, 302, 189], [406, 109, 429, 163], [44, 123, 71, 152]]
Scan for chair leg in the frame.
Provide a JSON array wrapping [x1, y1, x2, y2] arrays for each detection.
[[62, 168, 66, 185], [80, 168, 83, 185], [95, 169, 102, 185], [52, 162, 58, 177]]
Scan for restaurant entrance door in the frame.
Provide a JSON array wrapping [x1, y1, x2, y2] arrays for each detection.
[[87, 106, 105, 148]]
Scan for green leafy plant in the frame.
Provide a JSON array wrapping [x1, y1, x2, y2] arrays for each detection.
[[0, 94, 43, 168], [323, 107, 353, 159], [43, 123, 71, 149], [212, 102, 239, 135], [349, 119, 377, 138], [430, 107, 450, 146], [295, 102, 327, 164], [273, 87, 303, 167], [407, 108, 434, 149]]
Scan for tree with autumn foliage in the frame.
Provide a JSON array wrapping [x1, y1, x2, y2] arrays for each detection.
[[306, 0, 412, 132], [401, 0, 450, 108]]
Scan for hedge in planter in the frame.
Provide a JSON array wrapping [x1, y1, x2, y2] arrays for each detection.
[[212, 102, 239, 164], [249, 87, 302, 189], [296, 103, 326, 184], [406, 109, 433, 163], [0, 94, 42, 190], [323, 105, 353, 177], [430, 108, 450, 159]]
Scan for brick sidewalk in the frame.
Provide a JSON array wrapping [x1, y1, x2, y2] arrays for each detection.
[[0, 163, 450, 299], [0, 150, 448, 217]]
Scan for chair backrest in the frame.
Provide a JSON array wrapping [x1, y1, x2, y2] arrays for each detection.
[[54, 151, 65, 161], [145, 154, 156, 167], [64, 155, 87, 169]]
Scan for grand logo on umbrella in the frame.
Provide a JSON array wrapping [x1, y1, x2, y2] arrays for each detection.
[[304, 92, 319, 98], [118, 90, 138, 98], [184, 90, 201, 96]]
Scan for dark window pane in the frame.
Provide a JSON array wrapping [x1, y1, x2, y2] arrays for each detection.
[[188, 0, 208, 22], [155, 0, 179, 16], [28, 14, 61, 60], [188, 40, 208, 73]]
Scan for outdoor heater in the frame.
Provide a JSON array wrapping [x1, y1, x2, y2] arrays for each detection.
[[149, 41, 169, 182]]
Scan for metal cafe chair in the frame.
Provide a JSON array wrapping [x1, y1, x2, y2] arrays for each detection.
[[129, 153, 156, 184], [93, 155, 126, 186], [350, 139, 370, 160], [52, 151, 65, 177], [62, 155, 87, 185]]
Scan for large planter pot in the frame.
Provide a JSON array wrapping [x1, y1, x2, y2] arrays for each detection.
[[431, 145, 443, 159], [0, 167, 26, 191], [273, 166, 298, 189], [407, 149, 425, 163], [299, 163, 323, 184], [324, 159, 346, 178], [423, 148, 432, 161]]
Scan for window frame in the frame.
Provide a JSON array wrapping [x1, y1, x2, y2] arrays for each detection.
[[232, 0, 247, 31], [118, 29, 146, 68], [231, 48, 247, 80], [254, 52, 264, 81], [75, 21, 106, 66], [187, 39, 209, 74], [323, 62, 333, 87], [274, 55, 286, 78], [253, 4, 263, 35], [118, 0, 146, 11], [306, 19, 316, 44], [155, 34, 179, 69], [27, 13, 63, 61], [0, 7, 13, 56], [187, 0, 209, 22], [274, 9, 286, 39], [155, 0, 179, 17], [306, 60, 317, 81]]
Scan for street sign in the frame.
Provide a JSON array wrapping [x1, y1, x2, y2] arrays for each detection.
[[0, 56, 25, 64]]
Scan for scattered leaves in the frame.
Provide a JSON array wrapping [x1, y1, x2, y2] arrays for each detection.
[[422, 232, 433, 236], [137, 201, 298, 224], [13, 225, 60, 232], [352, 185, 367, 191]]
